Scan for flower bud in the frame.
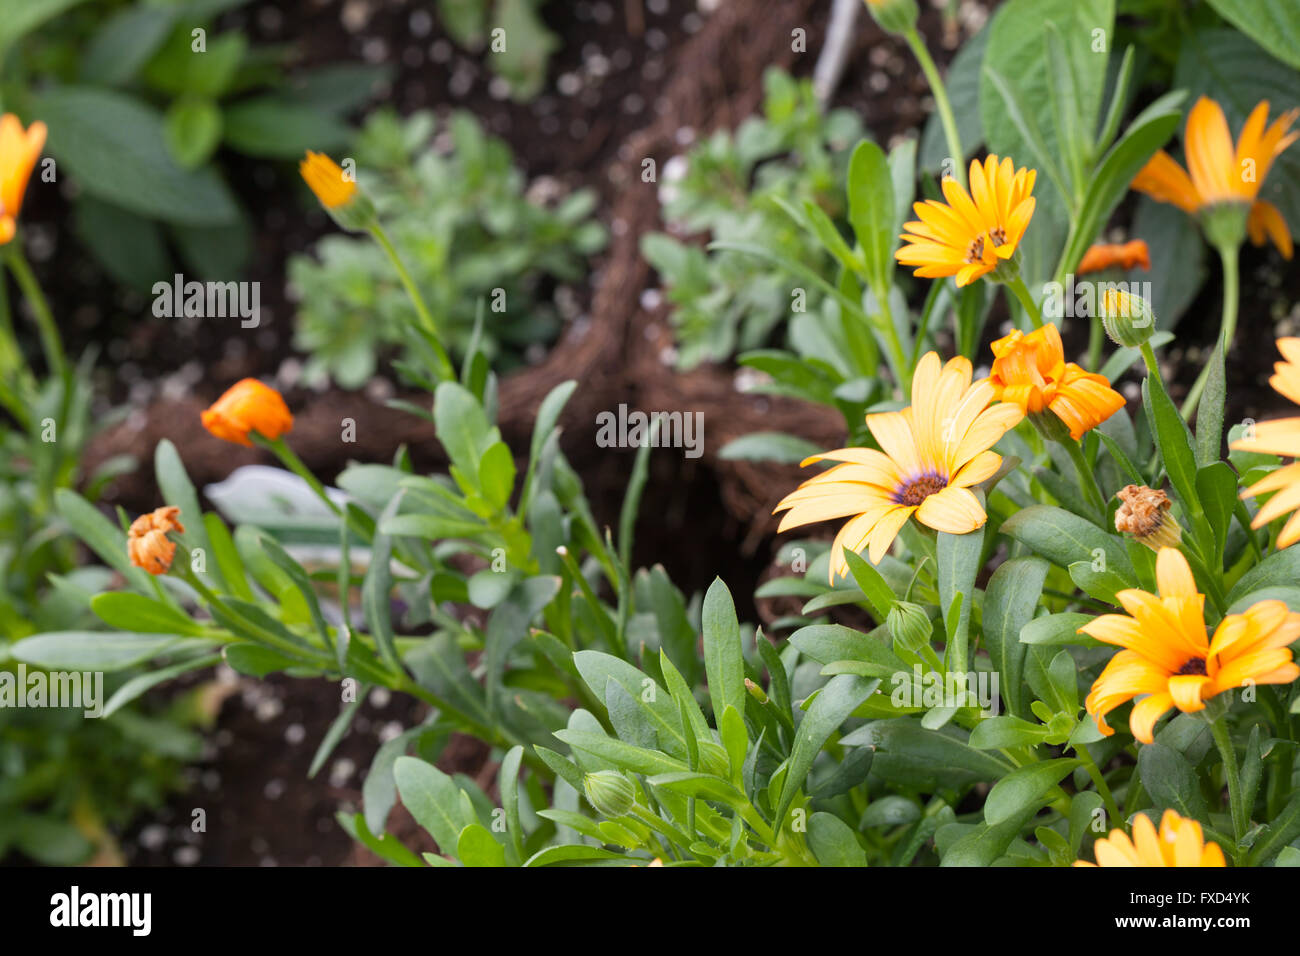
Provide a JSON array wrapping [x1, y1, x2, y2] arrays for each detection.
[[1098, 287, 1156, 348], [1114, 484, 1182, 551], [887, 602, 931, 657], [582, 771, 636, 818], [863, 0, 919, 35], [744, 677, 768, 704], [127, 506, 184, 575], [1027, 408, 1074, 443]]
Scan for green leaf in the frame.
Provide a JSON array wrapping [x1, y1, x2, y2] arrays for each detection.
[[456, 823, 507, 867], [98, 652, 221, 719], [1056, 91, 1184, 276], [394, 756, 472, 854], [54, 489, 153, 592], [842, 548, 896, 623], [1000, 505, 1133, 578], [477, 441, 517, 513], [1196, 345, 1227, 466], [983, 556, 1048, 718], [434, 381, 498, 485], [1020, 612, 1099, 647], [775, 674, 880, 825], [29, 86, 239, 225], [0, 0, 92, 63], [1196, 462, 1237, 563], [222, 96, 351, 159], [223, 643, 301, 678], [845, 140, 896, 291], [1203, 0, 1300, 71], [969, 716, 1052, 750], [1138, 743, 1209, 821], [10, 632, 181, 671], [1247, 790, 1300, 865], [937, 525, 984, 668], [701, 578, 746, 721], [90, 592, 203, 636], [807, 812, 869, 867], [984, 758, 1079, 825], [164, 97, 222, 169], [1068, 560, 1131, 605], [553, 730, 690, 776], [80, 3, 177, 85], [1225, 547, 1300, 606], [718, 431, 824, 464]]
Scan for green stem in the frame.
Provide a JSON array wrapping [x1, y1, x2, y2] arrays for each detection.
[[1062, 437, 1109, 521], [874, 285, 912, 396], [257, 434, 341, 517], [367, 222, 456, 382], [1086, 309, 1104, 372], [1208, 710, 1247, 858], [1139, 340, 1161, 379], [5, 242, 67, 379], [1180, 242, 1238, 421], [1006, 274, 1044, 329], [904, 27, 964, 187]]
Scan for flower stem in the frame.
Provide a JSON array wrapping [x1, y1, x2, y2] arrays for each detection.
[[1076, 743, 1122, 827], [5, 242, 67, 379], [1062, 436, 1109, 521], [367, 222, 456, 382], [904, 27, 964, 187], [1006, 274, 1044, 329], [1180, 241, 1238, 421], [1139, 340, 1161, 379], [256, 434, 343, 518], [1208, 710, 1247, 859]]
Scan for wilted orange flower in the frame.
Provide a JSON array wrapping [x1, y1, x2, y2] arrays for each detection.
[[1132, 97, 1298, 258], [299, 151, 357, 210], [1081, 548, 1300, 743], [775, 352, 1022, 582], [0, 114, 47, 245], [201, 379, 293, 447], [988, 323, 1124, 440], [127, 506, 184, 575], [896, 155, 1037, 286], [1077, 239, 1150, 274], [1231, 338, 1300, 547], [1075, 810, 1225, 868], [1114, 484, 1181, 551]]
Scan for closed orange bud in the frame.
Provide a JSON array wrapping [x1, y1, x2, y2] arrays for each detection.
[[0, 114, 47, 245], [201, 378, 293, 446], [127, 506, 184, 575], [1077, 239, 1150, 275]]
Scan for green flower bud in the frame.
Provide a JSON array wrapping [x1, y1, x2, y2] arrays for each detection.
[[744, 677, 769, 704], [582, 771, 636, 818], [887, 602, 932, 658], [1098, 287, 1157, 348], [863, 0, 919, 35]]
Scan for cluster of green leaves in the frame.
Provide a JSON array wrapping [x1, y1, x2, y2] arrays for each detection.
[[435, 0, 559, 102], [289, 109, 607, 387], [641, 69, 865, 368], [0, 353, 198, 865], [4, 0, 386, 292]]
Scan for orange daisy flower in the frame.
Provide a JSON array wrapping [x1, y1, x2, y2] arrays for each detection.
[[896, 155, 1037, 287], [201, 379, 294, 447], [0, 114, 47, 245], [1081, 548, 1300, 743], [988, 323, 1125, 440], [1074, 810, 1225, 867], [1132, 97, 1298, 258], [1231, 337, 1300, 547], [775, 351, 1023, 582]]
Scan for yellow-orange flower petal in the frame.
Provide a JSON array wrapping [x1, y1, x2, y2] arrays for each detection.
[[201, 378, 294, 447], [0, 113, 47, 245], [775, 352, 1023, 582], [988, 323, 1124, 440], [1081, 547, 1300, 743], [1077, 239, 1150, 274], [1232, 339, 1300, 546], [1074, 810, 1225, 867], [299, 151, 358, 210], [127, 506, 185, 575], [896, 155, 1036, 287], [1132, 96, 1298, 253]]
